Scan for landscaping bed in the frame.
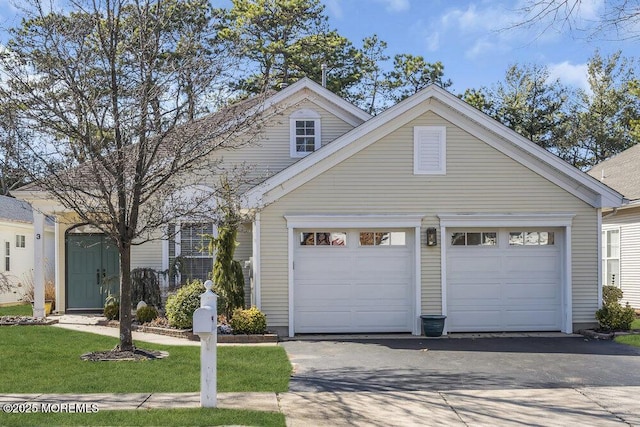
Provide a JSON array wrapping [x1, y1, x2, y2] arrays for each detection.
[[99, 319, 279, 343], [0, 316, 58, 326]]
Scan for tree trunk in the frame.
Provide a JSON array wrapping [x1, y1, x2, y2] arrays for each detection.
[[118, 243, 134, 351]]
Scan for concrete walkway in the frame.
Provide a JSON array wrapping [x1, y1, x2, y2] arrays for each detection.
[[3, 387, 639, 426]]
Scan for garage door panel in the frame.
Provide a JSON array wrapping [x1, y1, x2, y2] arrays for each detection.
[[294, 228, 414, 333], [447, 229, 562, 332], [448, 282, 501, 300], [504, 254, 559, 273]]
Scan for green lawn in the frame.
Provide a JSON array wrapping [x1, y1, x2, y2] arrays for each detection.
[[615, 334, 640, 348], [0, 408, 285, 427], [0, 303, 32, 316], [631, 318, 640, 330], [0, 326, 291, 393]]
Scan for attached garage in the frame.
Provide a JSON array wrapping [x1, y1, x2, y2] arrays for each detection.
[[446, 228, 563, 332], [293, 229, 414, 333]]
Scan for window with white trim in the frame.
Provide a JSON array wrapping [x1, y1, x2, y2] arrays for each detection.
[[4, 241, 10, 271], [602, 228, 620, 287], [16, 235, 25, 248], [414, 126, 446, 175], [451, 232, 497, 246], [300, 232, 346, 246], [290, 109, 321, 157], [168, 222, 218, 286]]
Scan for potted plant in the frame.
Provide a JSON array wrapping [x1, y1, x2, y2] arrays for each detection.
[[420, 314, 446, 337]]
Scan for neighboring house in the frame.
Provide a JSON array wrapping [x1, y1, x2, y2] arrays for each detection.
[[0, 195, 55, 305], [13, 78, 623, 336], [588, 144, 640, 309]]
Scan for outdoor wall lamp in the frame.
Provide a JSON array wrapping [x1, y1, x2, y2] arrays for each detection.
[[426, 227, 437, 246]]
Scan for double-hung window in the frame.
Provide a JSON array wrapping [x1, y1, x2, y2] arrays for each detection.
[[290, 109, 321, 157], [4, 241, 10, 272], [602, 228, 620, 287], [168, 222, 217, 286]]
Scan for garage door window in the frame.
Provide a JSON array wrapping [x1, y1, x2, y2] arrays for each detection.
[[300, 232, 346, 246], [359, 232, 406, 246], [451, 232, 496, 246], [509, 231, 555, 246]]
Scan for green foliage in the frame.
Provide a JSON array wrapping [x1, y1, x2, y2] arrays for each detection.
[[136, 305, 159, 324], [385, 54, 452, 102], [165, 279, 204, 329], [209, 225, 246, 319], [131, 268, 162, 308], [596, 285, 636, 331], [230, 306, 267, 334], [104, 302, 120, 321]]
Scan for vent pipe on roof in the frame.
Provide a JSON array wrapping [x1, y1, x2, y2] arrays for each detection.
[[321, 63, 327, 88]]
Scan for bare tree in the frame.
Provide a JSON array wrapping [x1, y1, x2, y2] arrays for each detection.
[[3, 0, 268, 351], [513, 0, 640, 41]]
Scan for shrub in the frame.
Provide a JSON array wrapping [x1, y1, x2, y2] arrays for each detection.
[[131, 268, 162, 308], [104, 303, 120, 320], [230, 307, 267, 335], [165, 279, 204, 329], [136, 305, 159, 324], [596, 285, 636, 331]]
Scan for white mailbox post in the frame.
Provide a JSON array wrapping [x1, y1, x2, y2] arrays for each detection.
[[193, 279, 218, 408]]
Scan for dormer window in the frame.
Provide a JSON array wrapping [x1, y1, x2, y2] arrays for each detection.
[[290, 109, 321, 158]]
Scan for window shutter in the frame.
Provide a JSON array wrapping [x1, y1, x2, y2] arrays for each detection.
[[414, 126, 446, 175]]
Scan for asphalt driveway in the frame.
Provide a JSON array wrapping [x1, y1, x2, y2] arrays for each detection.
[[279, 336, 640, 426], [281, 336, 640, 392]]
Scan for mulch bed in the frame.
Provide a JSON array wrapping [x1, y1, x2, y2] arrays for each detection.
[[81, 347, 169, 362], [0, 316, 59, 326]]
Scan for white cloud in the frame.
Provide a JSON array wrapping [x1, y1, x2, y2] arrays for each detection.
[[374, 0, 410, 13], [548, 61, 589, 91]]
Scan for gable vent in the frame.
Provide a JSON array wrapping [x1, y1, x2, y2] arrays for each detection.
[[414, 126, 446, 175]]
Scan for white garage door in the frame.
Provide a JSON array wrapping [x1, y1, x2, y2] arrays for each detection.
[[447, 228, 562, 332], [294, 229, 414, 333]]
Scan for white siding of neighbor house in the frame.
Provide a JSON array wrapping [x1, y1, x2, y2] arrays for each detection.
[[602, 206, 640, 309], [200, 93, 359, 190], [258, 110, 599, 330], [0, 221, 55, 305], [131, 238, 163, 271]]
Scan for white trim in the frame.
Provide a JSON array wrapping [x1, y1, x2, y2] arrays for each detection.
[[285, 214, 424, 229], [440, 224, 448, 335], [54, 219, 63, 313], [252, 213, 261, 309], [438, 213, 575, 334], [287, 226, 295, 338], [564, 226, 573, 333], [438, 213, 575, 228], [290, 109, 322, 158], [413, 225, 422, 335], [414, 126, 446, 175], [597, 208, 603, 309], [33, 211, 45, 318], [161, 227, 169, 290]]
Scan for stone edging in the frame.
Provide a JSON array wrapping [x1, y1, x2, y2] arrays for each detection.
[[99, 320, 278, 343], [578, 329, 640, 340]]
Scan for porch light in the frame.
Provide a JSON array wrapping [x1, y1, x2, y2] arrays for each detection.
[[426, 227, 437, 246]]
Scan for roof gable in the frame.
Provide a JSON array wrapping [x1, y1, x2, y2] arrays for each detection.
[[245, 85, 624, 209]]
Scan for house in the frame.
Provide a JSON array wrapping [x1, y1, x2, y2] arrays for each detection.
[[588, 144, 640, 309], [13, 78, 623, 335], [0, 195, 55, 305]]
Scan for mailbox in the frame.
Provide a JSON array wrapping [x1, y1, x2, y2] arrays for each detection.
[[193, 307, 215, 335]]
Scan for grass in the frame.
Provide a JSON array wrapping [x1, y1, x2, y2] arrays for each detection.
[[631, 318, 640, 330], [0, 303, 32, 316], [615, 334, 640, 347], [0, 408, 286, 427], [0, 326, 291, 393]]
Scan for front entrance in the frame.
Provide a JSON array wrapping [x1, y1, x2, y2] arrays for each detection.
[[66, 233, 120, 310]]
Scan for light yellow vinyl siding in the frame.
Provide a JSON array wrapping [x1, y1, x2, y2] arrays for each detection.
[[201, 97, 356, 189], [131, 239, 163, 271], [259, 110, 599, 328], [603, 206, 640, 309]]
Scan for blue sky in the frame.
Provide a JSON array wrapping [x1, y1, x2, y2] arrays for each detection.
[[0, 0, 636, 95], [325, 0, 639, 94]]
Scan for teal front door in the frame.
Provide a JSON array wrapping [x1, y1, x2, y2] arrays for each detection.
[[66, 234, 120, 310]]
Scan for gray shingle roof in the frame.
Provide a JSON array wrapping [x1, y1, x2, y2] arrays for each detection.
[[0, 195, 36, 223], [588, 144, 640, 201]]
